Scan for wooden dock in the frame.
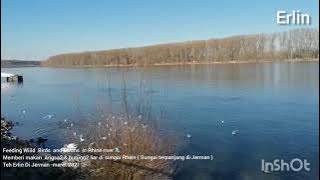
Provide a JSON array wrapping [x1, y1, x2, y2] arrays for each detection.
[[1, 72, 23, 83]]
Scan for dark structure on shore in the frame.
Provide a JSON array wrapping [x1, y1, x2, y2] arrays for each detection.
[[4, 74, 23, 83]]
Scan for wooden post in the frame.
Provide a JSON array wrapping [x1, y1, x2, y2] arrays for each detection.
[[17, 75, 23, 83]]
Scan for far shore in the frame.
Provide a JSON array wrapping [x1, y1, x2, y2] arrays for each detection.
[[43, 58, 319, 68], [1, 60, 41, 68]]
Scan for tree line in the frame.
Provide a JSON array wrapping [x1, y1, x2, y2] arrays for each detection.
[[43, 28, 319, 67]]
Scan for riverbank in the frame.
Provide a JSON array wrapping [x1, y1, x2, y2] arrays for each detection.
[[43, 28, 319, 68], [43, 58, 319, 68], [1, 113, 177, 179], [1, 116, 81, 180], [1, 60, 41, 68]]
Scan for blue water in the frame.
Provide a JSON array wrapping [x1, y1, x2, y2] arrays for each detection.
[[1, 62, 319, 180]]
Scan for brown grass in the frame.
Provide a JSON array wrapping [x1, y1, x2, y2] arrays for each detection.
[[66, 112, 177, 180]]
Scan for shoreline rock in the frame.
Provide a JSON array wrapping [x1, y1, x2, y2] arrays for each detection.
[[1, 116, 14, 140]]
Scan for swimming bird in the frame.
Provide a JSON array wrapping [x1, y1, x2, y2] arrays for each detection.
[[37, 137, 48, 144], [138, 115, 142, 119], [186, 134, 192, 138], [221, 120, 224, 124], [22, 110, 26, 114], [142, 123, 148, 129], [79, 134, 85, 142], [64, 118, 69, 122], [232, 130, 239, 136], [43, 114, 54, 120]]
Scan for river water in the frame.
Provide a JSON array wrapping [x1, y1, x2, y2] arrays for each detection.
[[1, 62, 319, 180]]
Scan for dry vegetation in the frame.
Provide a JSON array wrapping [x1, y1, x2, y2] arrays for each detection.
[[2, 96, 178, 180], [60, 79, 179, 180], [43, 28, 319, 67], [70, 113, 177, 180]]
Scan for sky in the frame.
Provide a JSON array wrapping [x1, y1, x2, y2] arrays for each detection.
[[1, 0, 319, 60]]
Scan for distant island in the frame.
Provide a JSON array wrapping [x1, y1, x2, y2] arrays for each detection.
[[41, 28, 318, 67], [1, 60, 41, 68]]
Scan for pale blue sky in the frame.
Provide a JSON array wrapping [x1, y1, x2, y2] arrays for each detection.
[[1, 0, 319, 60]]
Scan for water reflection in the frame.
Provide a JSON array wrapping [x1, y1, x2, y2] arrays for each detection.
[[1, 62, 319, 180]]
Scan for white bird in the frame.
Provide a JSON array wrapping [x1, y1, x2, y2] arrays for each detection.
[[221, 120, 224, 124], [98, 122, 101, 126], [232, 130, 239, 135], [66, 143, 77, 149], [112, 116, 115, 119], [73, 132, 77, 137], [101, 136, 107, 140], [61, 143, 78, 153], [108, 133, 111, 136], [142, 123, 148, 129], [79, 134, 85, 142], [10, 136, 17, 140], [22, 110, 26, 114], [186, 134, 192, 138], [43, 114, 54, 120], [64, 118, 69, 122], [70, 123, 73, 127], [138, 115, 142, 119], [124, 121, 128, 125], [114, 147, 120, 153], [89, 142, 95, 147]]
